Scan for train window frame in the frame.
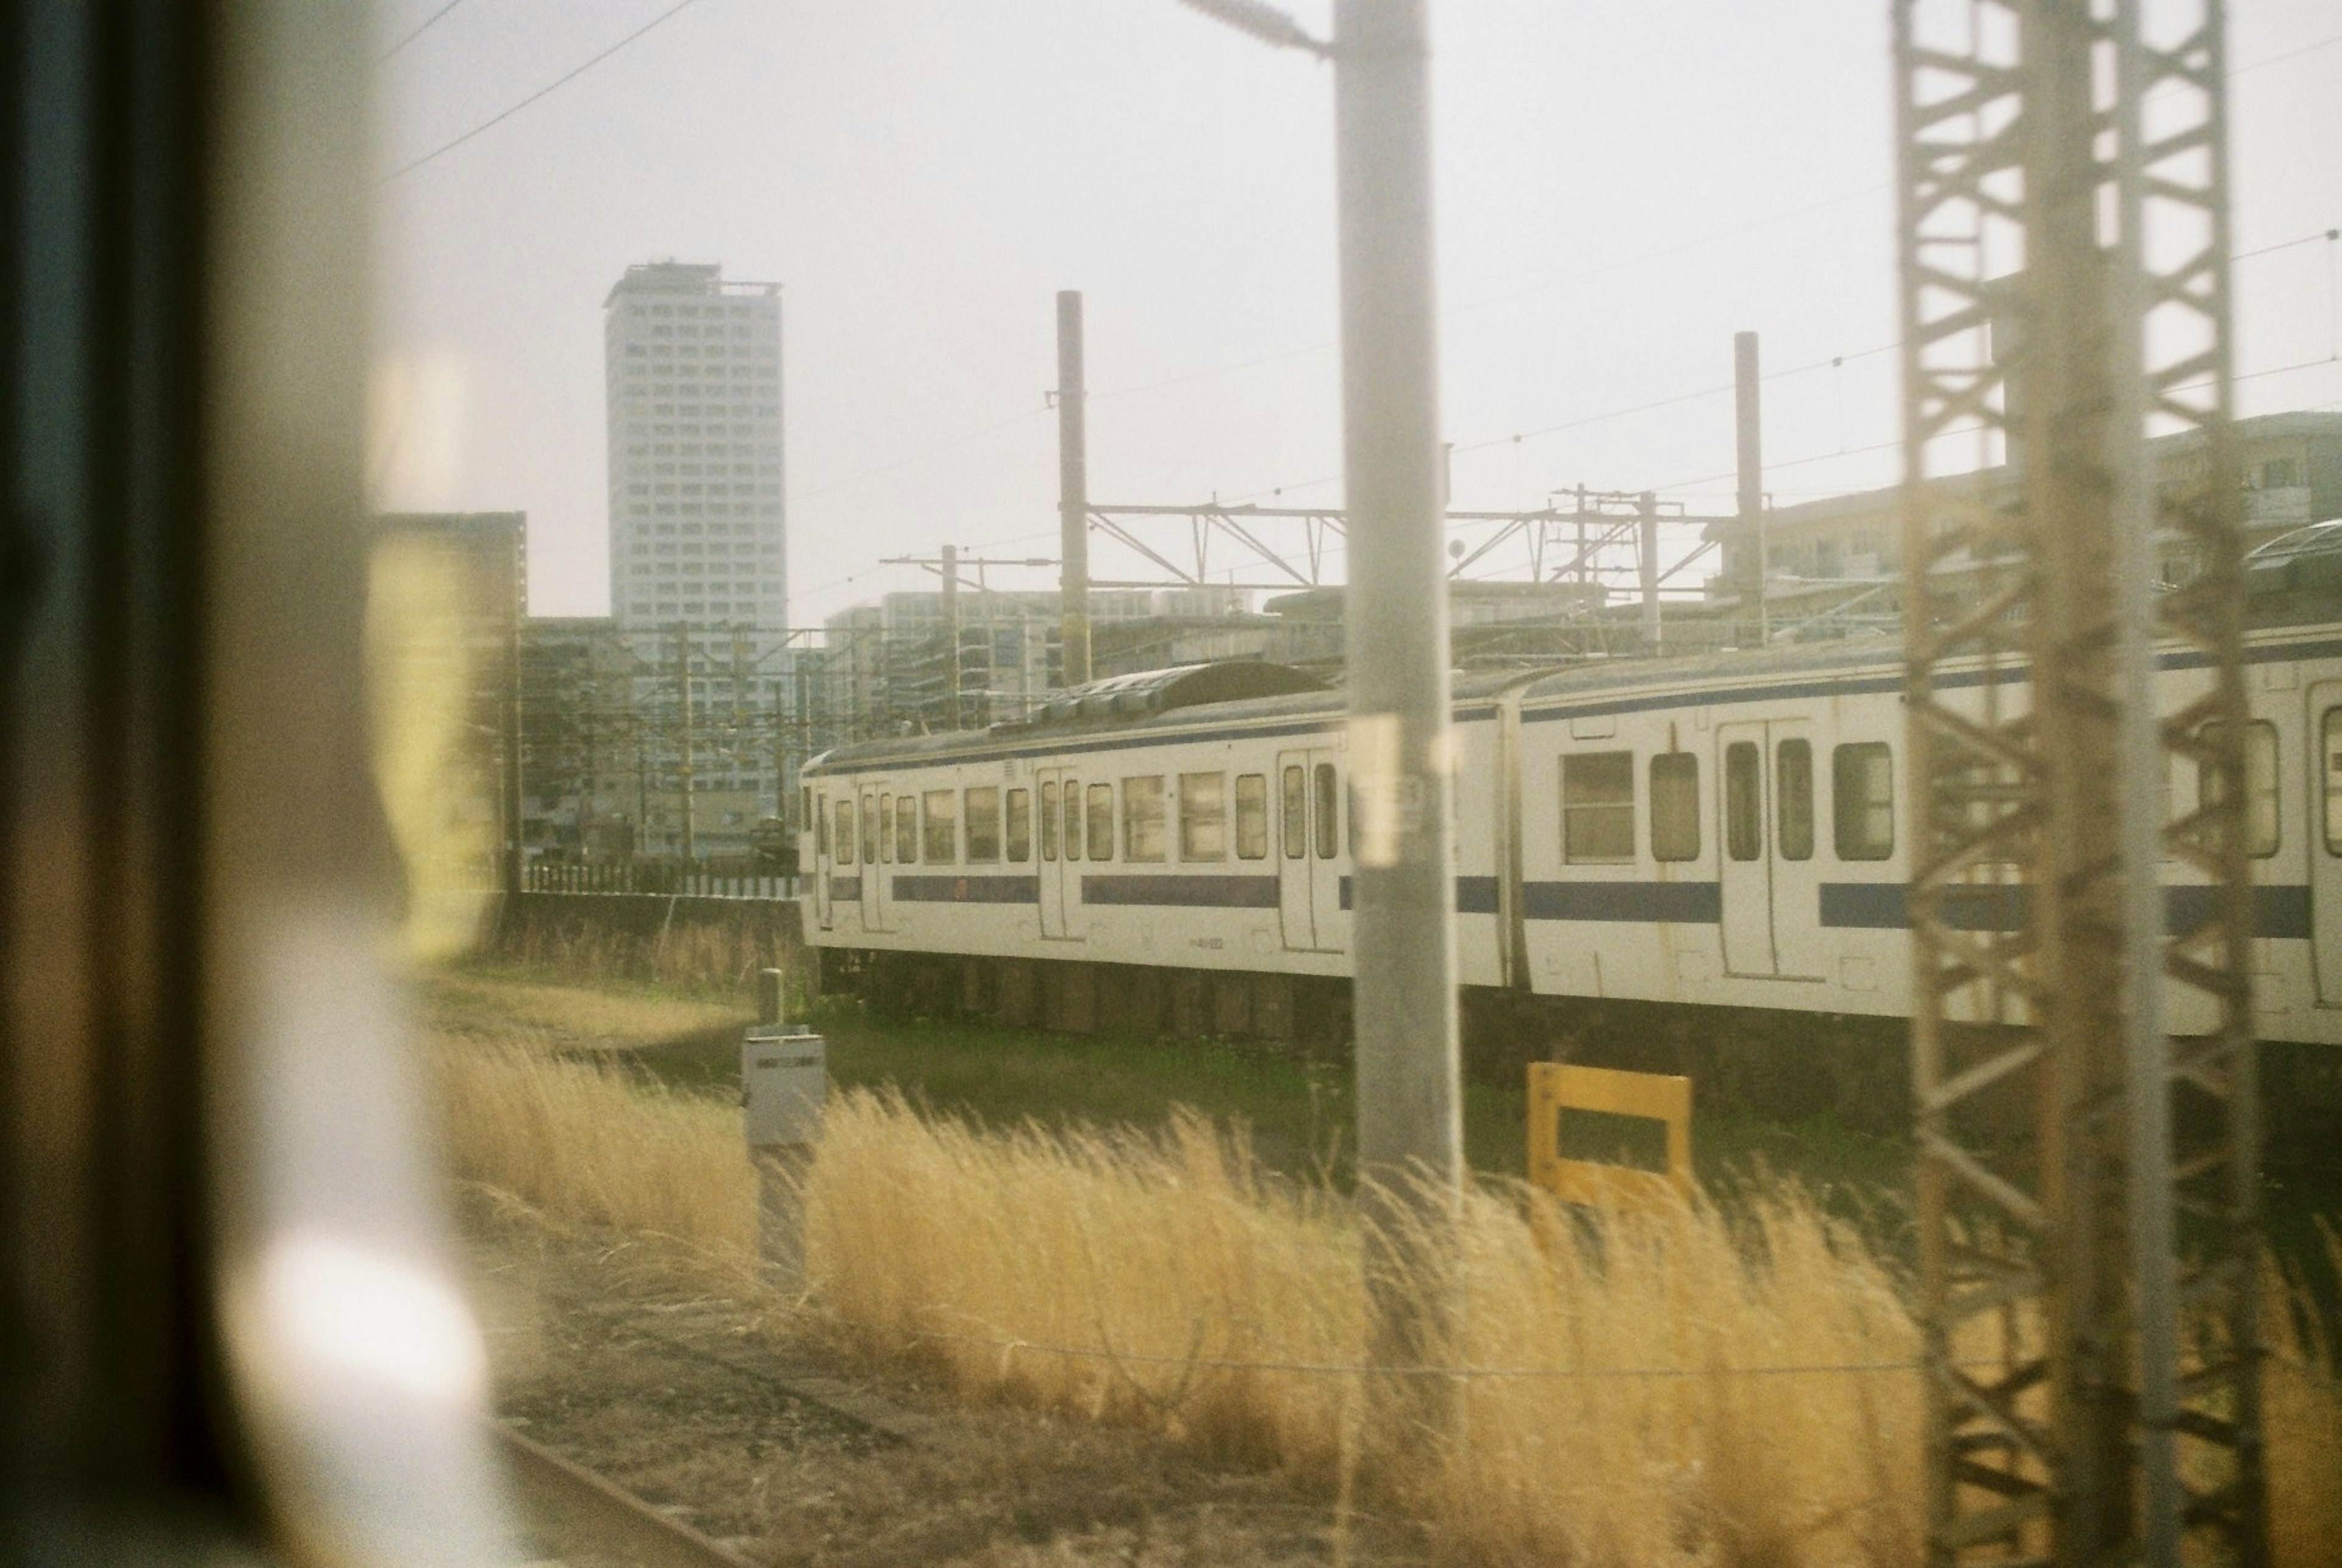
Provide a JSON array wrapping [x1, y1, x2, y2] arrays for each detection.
[[1005, 787, 1032, 862], [800, 786, 813, 836], [1085, 782, 1114, 861], [1234, 773, 1269, 860], [1179, 772, 1227, 862], [1066, 779, 1086, 861], [836, 797, 855, 865], [2322, 708, 2342, 856], [965, 785, 1001, 863], [896, 794, 918, 863], [1039, 781, 1059, 861], [1561, 750, 1636, 865], [922, 788, 958, 863], [1283, 765, 1307, 859], [1124, 775, 1168, 862], [2197, 718, 2279, 859], [1832, 741, 1895, 861], [878, 793, 894, 862], [860, 792, 879, 864], [816, 793, 830, 857], [1650, 752, 1700, 862], [1314, 763, 1339, 861], [1777, 738, 1815, 861]]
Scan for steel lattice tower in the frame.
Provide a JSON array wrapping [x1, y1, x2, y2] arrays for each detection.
[[1893, 1, 2265, 1563]]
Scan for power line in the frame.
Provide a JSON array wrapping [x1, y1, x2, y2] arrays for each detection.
[[381, 0, 715, 184], [380, 0, 470, 62]]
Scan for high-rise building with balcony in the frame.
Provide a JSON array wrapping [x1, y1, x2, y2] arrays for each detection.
[[604, 261, 785, 631]]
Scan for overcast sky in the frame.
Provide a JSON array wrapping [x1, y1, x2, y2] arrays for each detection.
[[370, 0, 2342, 624]]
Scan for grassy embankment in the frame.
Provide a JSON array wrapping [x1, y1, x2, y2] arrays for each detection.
[[425, 965, 2342, 1567]]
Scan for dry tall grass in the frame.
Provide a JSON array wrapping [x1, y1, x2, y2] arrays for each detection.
[[427, 1032, 2342, 1567], [493, 914, 806, 997]]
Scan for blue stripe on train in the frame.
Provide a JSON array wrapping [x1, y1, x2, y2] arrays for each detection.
[[1334, 876, 1499, 912], [1818, 881, 2312, 939], [1083, 873, 1281, 908], [828, 875, 862, 901], [890, 874, 1040, 904]]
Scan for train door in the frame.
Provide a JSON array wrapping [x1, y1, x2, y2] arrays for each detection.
[[811, 786, 834, 931], [1277, 749, 1347, 953], [2310, 687, 2342, 1004], [1036, 765, 1087, 941], [859, 786, 890, 932], [1717, 720, 1825, 979]]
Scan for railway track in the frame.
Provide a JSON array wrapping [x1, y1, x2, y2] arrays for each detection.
[[496, 1420, 765, 1568]]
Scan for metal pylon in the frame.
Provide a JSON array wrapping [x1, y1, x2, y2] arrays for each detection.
[[1893, 1, 2265, 1564]]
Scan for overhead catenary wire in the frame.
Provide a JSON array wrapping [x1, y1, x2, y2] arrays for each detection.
[[382, 0, 715, 183], [380, 0, 470, 62]]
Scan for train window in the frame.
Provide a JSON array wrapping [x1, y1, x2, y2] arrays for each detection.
[[1562, 751, 1635, 863], [922, 789, 958, 862], [1833, 742, 1895, 861], [1124, 776, 1168, 862], [836, 798, 855, 865], [817, 794, 830, 857], [965, 786, 1001, 862], [1180, 772, 1227, 861], [861, 794, 879, 864], [1085, 782, 1114, 860], [1235, 773, 1269, 860], [1314, 764, 1340, 860], [1777, 739, 1814, 861], [800, 786, 813, 834], [2324, 709, 2342, 855], [2197, 720, 2279, 858], [896, 795, 918, 863], [1039, 781, 1058, 861], [1283, 765, 1307, 859], [1724, 743, 1762, 861], [1065, 780, 1086, 860], [878, 794, 894, 862], [1650, 753, 1700, 862], [1006, 788, 1033, 862]]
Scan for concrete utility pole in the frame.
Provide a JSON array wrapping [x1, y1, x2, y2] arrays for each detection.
[[1056, 290, 1092, 688], [676, 622, 696, 863], [940, 542, 961, 729], [1332, 0, 1463, 1411], [1733, 331, 1765, 646], [1636, 490, 1660, 650]]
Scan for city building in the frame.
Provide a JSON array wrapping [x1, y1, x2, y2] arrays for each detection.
[[1705, 409, 2342, 640], [604, 260, 786, 632]]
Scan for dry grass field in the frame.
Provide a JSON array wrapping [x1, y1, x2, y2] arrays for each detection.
[[424, 981, 2342, 1567]]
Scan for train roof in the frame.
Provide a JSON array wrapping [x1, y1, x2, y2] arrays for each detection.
[[804, 618, 2342, 776]]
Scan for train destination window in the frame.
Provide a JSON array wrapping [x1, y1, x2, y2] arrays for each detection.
[[816, 795, 829, 857], [836, 798, 855, 865], [1562, 751, 1635, 864], [1724, 742, 1762, 861], [1833, 742, 1895, 860], [1039, 781, 1059, 861], [1777, 738, 1814, 861], [1005, 788, 1032, 862], [861, 795, 879, 864], [1180, 772, 1227, 861], [1235, 773, 1269, 860], [2198, 720, 2279, 858], [879, 794, 894, 861], [896, 795, 918, 863], [1066, 781, 1086, 860], [1125, 776, 1168, 862], [1650, 753, 1699, 862], [965, 786, 1001, 862], [1283, 765, 1307, 858], [1086, 782, 1114, 860], [922, 789, 958, 862], [1314, 763, 1339, 860]]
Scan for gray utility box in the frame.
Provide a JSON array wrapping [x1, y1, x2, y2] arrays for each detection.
[[742, 1027, 825, 1148]]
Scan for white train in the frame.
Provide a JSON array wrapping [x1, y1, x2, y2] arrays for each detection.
[[799, 620, 2342, 1113]]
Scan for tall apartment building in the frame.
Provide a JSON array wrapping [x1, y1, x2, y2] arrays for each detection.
[[604, 262, 786, 630]]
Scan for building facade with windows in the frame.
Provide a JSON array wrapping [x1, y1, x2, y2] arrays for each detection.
[[604, 261, 786, 631]]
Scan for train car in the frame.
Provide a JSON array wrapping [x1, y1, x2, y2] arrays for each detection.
[[800, 621, 2342, 1064]]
